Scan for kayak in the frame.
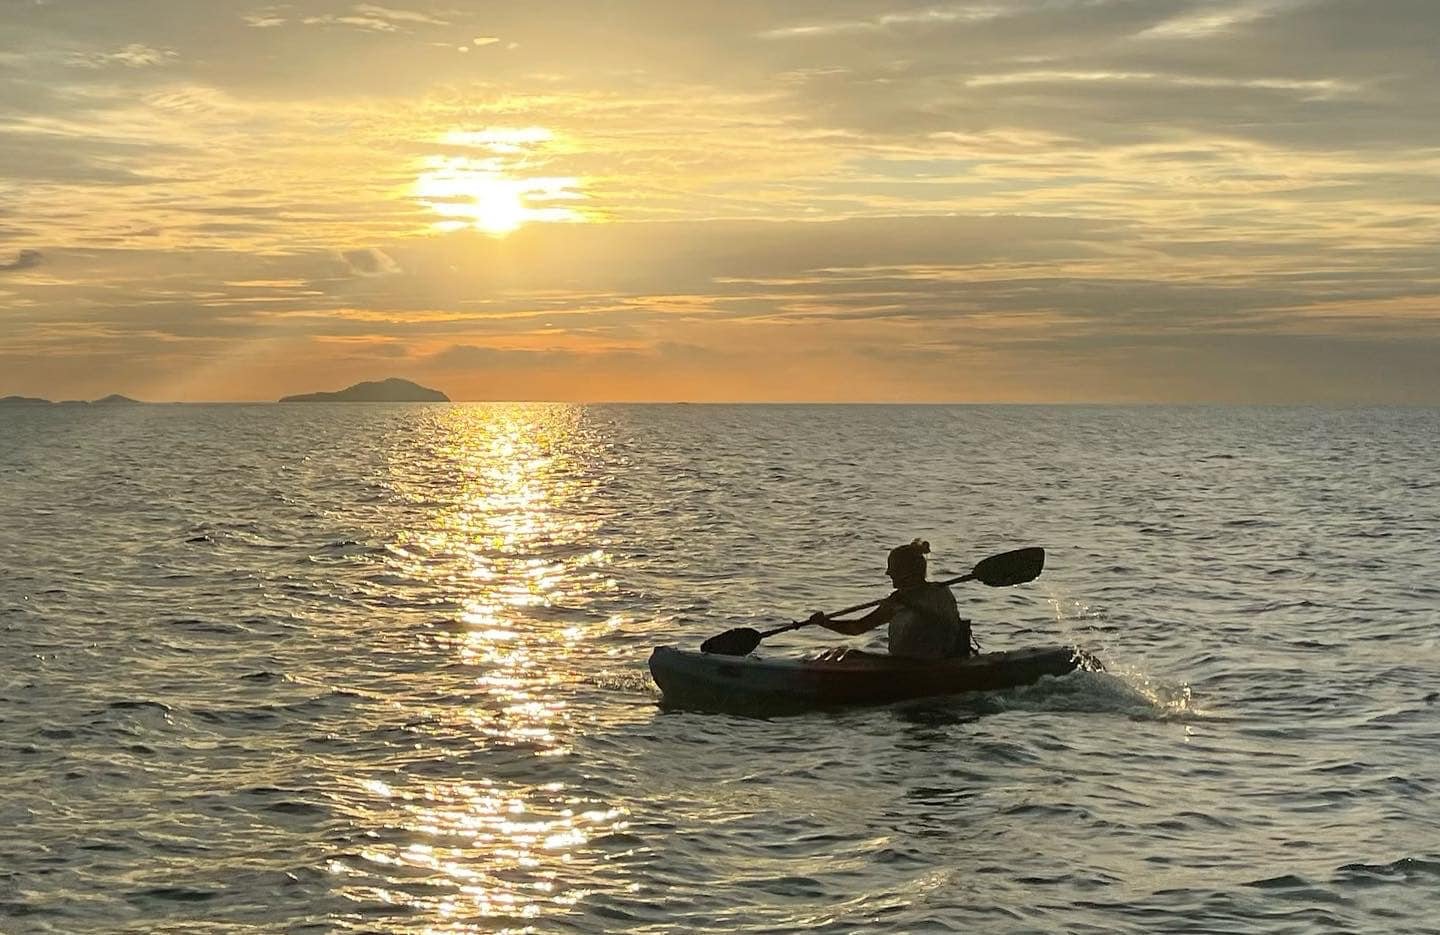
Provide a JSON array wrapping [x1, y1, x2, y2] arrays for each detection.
[[649, 644, 1093, 716]]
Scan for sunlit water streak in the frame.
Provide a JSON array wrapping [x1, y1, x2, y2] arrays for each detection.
[[1, 404, 1437, 933]]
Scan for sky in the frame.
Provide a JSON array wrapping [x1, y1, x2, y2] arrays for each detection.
[[2, 0, 1439, 403]]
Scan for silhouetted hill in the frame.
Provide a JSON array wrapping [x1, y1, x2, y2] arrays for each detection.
[[1, 393, 146, 405], [279, 378, 449, 403]]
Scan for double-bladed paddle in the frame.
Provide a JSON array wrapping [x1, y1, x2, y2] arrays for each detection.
[[699, 546, 1045, 656]]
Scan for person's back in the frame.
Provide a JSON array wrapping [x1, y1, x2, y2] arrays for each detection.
[[888, 581, 971, 659], [810, 539, 976, 661]]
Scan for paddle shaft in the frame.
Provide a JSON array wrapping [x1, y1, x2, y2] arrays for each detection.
[[757, 572, 976, 639]]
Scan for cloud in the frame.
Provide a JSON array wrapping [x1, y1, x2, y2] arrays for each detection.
[[962, 70, 1356, 99], [241, 2, 451, 32], [426, 339, 734, 372], [67, 44, 177, 69], [7, 210, 1433, 353], [340, 248, 401, 277], [7, 0, 1440, 401], [353, 4, 448, 26], [429, 344, 567, 368], [0, 249, 42, 272], [298, 3, 450, 32], [243, 11, 287, 29], [1137, 0, 1300, 40], [761, 4, 1010, 40]]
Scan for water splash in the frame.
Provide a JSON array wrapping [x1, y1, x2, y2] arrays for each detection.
[[1045, 593, 1110, 654], [1030, 593, 1200, 719], [976, 668, 1201, 720]]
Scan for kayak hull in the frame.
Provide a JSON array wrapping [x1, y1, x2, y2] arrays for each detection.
[[648, 644, 1092, 716]]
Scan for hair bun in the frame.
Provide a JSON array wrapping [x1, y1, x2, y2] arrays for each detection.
[[913, 539, 930, 554]]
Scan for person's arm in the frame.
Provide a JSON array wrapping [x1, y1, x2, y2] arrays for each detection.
[[806, 596, 899, 635]]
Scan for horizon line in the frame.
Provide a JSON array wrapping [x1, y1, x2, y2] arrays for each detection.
[[4, 397, 1438, 408]]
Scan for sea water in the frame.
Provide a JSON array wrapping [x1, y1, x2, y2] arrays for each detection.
[[1, 403, 1437, 933]]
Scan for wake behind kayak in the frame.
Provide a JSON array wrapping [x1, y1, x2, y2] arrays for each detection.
[[649, 644, 1093, 716]]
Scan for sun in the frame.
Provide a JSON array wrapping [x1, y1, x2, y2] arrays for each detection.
[[469, 179, 529, 236], [413, 164, 526, 236], [413, 129, 584, 237]]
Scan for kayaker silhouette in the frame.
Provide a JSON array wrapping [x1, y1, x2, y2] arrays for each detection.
[[805, 539, 973, 661], [698, 545, 1039, 658]]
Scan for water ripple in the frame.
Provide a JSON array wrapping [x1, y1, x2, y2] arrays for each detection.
[[2, 404, 1439, 933]]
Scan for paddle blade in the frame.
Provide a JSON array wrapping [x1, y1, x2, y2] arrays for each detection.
[[972, 547, 1045, 587], [700, 627, 763, 656]]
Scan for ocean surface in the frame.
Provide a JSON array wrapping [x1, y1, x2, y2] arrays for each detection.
[[1, 403, 1437, 934]]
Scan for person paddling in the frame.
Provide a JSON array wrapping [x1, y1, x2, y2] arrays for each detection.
[[806, 540, 973, 660]]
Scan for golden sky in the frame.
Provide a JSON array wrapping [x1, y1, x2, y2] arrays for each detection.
[[2, 0, 1439, 402]]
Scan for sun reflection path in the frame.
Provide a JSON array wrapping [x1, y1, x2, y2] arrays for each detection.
[[414, 127, 585, 236], [329, 779, 629, 926], [340, 405, 634, 930]]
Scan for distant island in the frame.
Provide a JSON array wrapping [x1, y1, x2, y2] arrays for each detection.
[[0, 394, 142, 405], [279, 377, 449, 403], [0, 382, 450, 404]]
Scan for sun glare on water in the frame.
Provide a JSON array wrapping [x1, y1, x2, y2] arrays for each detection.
[[415, 127, 584, 236], [332, 406, 629, 922]]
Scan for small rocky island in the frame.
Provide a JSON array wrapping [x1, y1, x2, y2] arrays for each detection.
[[279, 377, 449, 403], [1, 394, 143, 405]]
